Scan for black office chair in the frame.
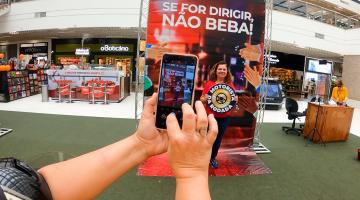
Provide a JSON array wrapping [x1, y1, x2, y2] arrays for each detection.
[[282, 98, 306, 136]]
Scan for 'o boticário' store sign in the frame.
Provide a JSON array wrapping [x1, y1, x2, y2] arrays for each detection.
[[100, 45, 129, 52]]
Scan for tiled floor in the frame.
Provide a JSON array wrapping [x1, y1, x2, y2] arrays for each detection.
[[0, 93, 139, 119], [1, 94, 359, 137]]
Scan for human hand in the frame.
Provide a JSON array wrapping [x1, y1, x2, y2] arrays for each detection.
[[239, 43, 262, 62], [135, 93, 168, 157], [166, 101, 218, 179], [238, 95, 257, 113], [147, 42, 171, 61], [244, 64, 261, 89], [200, 94, 208, 103]]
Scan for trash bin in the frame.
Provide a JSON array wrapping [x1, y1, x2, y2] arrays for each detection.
[[41, 84, 49, 102]]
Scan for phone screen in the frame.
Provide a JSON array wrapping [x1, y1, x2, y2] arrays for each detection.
[[156, 54, 198, 129]]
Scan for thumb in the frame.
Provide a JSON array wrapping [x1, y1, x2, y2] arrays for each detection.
[[166, 113, 180, 139], [244, 42, 251, 48], [142, 93, 157, 117]]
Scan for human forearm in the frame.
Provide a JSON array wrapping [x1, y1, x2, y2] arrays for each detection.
[[39, 134, 147, 200], [167, 102, 217, 200], [175, 174, 211, 200]]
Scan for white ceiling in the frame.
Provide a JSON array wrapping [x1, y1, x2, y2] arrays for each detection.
[[0, 27, 343, 62], [0, 27, 140, 43]]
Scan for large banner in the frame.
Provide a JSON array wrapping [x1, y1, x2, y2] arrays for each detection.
[[138, 0, 271, 176], [145, 0, 265, 146]]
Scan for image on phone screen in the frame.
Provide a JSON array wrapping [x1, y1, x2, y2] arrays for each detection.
[[156, 54, 198, 129], [228, 56, 246, 91]]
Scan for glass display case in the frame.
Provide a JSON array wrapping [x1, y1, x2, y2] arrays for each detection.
[[46, 65, 130, 103]]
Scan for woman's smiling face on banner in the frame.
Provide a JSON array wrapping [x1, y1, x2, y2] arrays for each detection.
[[216, 64, 228, 80]]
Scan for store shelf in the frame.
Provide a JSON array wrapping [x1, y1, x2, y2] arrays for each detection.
[[0, 69, 44, 102]]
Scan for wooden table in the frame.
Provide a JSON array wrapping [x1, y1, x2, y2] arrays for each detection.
[[303, 103, 354, 143]]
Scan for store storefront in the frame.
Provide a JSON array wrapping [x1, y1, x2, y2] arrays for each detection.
[[303, 57, 333, 100], [19, 42, 49, 63], [0, 43, 47, 102], [268, 51, 305, 98], [51, 38, 137, 79], [0, 44, 17, 60], [0, 46, 6, 60], [47, 38, 136, 103]]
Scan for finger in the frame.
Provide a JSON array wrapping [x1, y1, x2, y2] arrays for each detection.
[[207, 114, 218, 144], [143, 93, 158, 117], [241, 98, 251, 107], [166, 113, 180, 139], [244, 70, 254, 81], [159, 42, 168, 47], [195, 101, 208, 136], [244, 42, 251, 48], [239, 49, 244, 55], [181, 103, 197, 133], [244, 66, 256, 78]]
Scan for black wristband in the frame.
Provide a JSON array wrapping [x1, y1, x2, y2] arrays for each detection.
[[36, 173, 53, 200]]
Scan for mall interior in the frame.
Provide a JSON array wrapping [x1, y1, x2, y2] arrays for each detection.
[[0, 0, 360, 199]]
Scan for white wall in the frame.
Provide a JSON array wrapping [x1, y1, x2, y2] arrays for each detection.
[[343, 28, 360, 55], [343, 55, 360, 100], [271, 10, 360, 56], [0, 0, 141, 32], [271, 11, 346, 54]]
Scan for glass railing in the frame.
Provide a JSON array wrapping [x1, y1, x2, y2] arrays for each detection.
[[0, 0, 10, 16], [0, 0, 10, 5], [273, 0, 360, 29]]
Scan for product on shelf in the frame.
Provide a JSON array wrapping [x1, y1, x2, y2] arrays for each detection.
[[0, 69, 47, 102]]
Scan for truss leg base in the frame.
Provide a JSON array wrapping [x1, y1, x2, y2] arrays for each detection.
[[251, 143, 271, 154], [0, 128, 13, 138]]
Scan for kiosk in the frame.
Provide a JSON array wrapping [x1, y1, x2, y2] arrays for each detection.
[[46, 67, 130, 103]]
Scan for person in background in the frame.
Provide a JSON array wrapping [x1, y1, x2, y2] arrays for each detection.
[[331, 80, 349, 106], [200, 61, 238, 169], [1, 93, 218, 200]]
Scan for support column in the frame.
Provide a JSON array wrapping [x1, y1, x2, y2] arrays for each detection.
[[343, 55, 360, 101]]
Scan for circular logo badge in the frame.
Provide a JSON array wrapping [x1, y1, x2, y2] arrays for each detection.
[[207, 84, 236, 114]]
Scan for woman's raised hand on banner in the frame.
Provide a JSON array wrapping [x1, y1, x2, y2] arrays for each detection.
[[147, 42, 171, 62], [244, 64, 261, 89], [239, 43, 262, 62], [238, 95, 257, 114]]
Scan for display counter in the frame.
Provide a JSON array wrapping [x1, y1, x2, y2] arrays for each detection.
[[304, 103, 354, 143], [46, 69, 130, 103]]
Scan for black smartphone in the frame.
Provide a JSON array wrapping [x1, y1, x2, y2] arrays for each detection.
[[155, 53, 198, 129]]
